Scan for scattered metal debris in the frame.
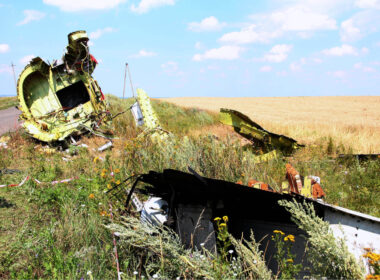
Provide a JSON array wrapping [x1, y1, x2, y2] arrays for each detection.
[[98, 141, 113, 152], [0, 168, 21, 175], [219, 108, 303, 155], [17, 30, 111, 142], [135, 88, 169, 140], [338, 153, 380, 162], [282, 163, 325, 199], [140, 197, 169, 226], [122, 168, 380, 276]]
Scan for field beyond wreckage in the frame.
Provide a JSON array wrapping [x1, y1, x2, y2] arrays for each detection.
[[0, 95, 379, 279]]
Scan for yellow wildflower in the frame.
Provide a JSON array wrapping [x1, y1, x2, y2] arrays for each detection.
[[116, 180, 121, 185], [273, 230, 285, 235], [89, 193, 95, 199], [114, 168, 120, 174], [100, 210, 107, 216], [214, 217, 221, 222], [286, 259, 294, 263], [223, 216, 229, 222], [219, 223, 227, 228], [102, 168, 107, 173], [285, 234, 295, 242], [93, 157, 99, 163], [107, 184, 112, 189]]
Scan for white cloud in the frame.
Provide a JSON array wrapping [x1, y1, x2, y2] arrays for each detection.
[[20, 55, 35, 65], [43, 0, 126, 12], [219, 24, 281, 44], [194, 42, 203, 50], [89, 27, 115, 40], [162, 61, 178, 71], [260, 65, 272, 72], [354, 62, 376, 72], [17, 10, 45, 25], [270, 6, 337, 31], [282, 0, 351, 14], [188, 16, 226, 32], [161, 61, 184, 76], [340, 18, 361, 42], [289, 57, 321, 71], [193, 45, 244, 61], [221, 3, 338, 45], [290, 62, 301, 71], [290, 58, 306, 71], [0, 64, 12, 75], [328, 70, 346, 78], [355, 0, 380, 9], [361, 47, 369, 54], [0, 44, 10, 53], [131, 49, 157, 58], [340, 10, 380, 42], [322, 44, 358, 56], [131, 0, 175, 14], [277, 70, 287, 76], [263, 44, 293, 63]]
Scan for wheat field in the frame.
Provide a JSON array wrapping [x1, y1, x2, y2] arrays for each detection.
[[161, 96, 380, 154]]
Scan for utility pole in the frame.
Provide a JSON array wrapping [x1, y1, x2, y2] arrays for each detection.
[[123, 63, 135, 99], [126, 63, 135, 98], [11, 62, 17, 95], [122, 63, 127, 99]]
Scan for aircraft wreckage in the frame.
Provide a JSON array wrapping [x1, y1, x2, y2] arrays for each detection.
[[17, 30, 110, 142], [14, 30, 379, 277]]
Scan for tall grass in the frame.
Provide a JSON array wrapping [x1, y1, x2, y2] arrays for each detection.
[[0, 95, 378, 278], [0, 97, 18, 111], [162, 96, 380, 154]]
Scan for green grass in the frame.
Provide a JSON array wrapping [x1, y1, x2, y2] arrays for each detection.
[[0, 97, 18, 111], [0, 95, 378, 279]]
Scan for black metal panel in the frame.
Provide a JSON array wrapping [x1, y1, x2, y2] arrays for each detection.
[[56, 81, 90, 111]]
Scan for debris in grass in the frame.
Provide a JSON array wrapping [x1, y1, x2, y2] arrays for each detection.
[[219, 108, 304, 155]]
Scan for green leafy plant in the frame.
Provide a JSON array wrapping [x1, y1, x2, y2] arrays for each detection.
[[271, 230, 302, 279], [214, 216, 231, 262], [278, 199, 364, 279]]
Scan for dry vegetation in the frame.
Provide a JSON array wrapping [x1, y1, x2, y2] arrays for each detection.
[[161, 96, 380, 154], [0, 96, 378, 279]]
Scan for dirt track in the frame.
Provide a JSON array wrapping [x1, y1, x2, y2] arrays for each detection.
[[0, 107, 21, 136]]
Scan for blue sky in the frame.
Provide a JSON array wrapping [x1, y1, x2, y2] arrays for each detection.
[[1, 0, 380, 97]]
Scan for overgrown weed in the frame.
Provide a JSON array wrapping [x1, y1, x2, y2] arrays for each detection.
[[0, 95, 378, 278]]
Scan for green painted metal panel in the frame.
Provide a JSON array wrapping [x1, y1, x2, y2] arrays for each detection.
[[219, 108, 303, 153]]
